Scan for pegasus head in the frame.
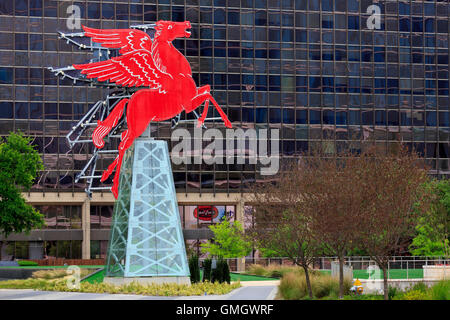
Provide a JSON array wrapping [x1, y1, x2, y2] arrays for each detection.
[[155, 21, 191, 41]]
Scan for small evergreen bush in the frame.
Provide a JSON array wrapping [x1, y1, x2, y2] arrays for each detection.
[[188, 255, 200, 284], [221, 260, 231, 284], [202, 258, 212, 282], [211, 265, 222, 283], [210, 259, 230, 284]]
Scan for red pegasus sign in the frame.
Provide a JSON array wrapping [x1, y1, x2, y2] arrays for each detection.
[[73, 21, 232, 198]]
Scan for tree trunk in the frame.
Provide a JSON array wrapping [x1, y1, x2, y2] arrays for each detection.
[[0, 240, 6, 261], [302, 264, 313, 299], [0, 240, 3, 261], [338, 254, 344, 299], [382, 266, 389, 300]]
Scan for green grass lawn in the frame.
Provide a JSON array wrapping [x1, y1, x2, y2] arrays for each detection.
[[353, 268, 423, 279], [82, 268, 106, 284], [230, 273, 278, 281], [319, 269, 424, 279]]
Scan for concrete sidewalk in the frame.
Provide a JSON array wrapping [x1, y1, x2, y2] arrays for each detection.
[[235, 280, 280, 287]]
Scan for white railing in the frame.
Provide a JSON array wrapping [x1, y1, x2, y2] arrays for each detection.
[[240, 256, 450, 279], [198, 256, 449, 277]]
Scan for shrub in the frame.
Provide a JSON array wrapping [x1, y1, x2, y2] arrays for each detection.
[[17, 260, 38, 266], [431, 280, 450, 300], [278, 272, 308, 300], [32, 269, 67, 280], [314, 275, 351, 298], [211, 266, 222, 283], [221, 260, 231, 284], [210, 259, 230, 284], [188, 255, 200, 284], [278, 272, 351, 300], [269, 270, 283, 278], [202, 259, 212, 282], [312, 275, 339, 298], [32, 269, 92, 280], [403, 290, 430, 300], [247, 264, 266, 276], [245, 264, 321, 279], [411, 282, 427, 293], [388, 286, 398, 300]]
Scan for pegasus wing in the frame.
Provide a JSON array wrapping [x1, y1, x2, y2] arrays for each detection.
[[82, 26, 151, 54], [73, 50, 171, 89]]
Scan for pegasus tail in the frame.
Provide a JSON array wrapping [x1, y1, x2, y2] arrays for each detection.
[[92, 98, 128, 149]]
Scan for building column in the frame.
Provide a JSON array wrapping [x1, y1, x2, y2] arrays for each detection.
[[236, 199, 246, 272], [82, 198, 90, 259]]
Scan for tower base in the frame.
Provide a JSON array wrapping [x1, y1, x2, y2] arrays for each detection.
[[103, 276, 191, 286], [104, 138, 190, 282]]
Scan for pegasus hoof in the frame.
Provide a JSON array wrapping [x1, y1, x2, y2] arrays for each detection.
[[224, 120, 232, 128], [100, 170, 111, 182], [92, 120, 107, 149], [111, 185, 118, 199], [196, 120, 204, 128]]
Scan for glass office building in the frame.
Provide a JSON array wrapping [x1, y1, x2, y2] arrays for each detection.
[[0, 0, 449, 260]]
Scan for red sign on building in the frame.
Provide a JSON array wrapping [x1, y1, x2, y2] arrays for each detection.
[[194, 206, 219, 221]]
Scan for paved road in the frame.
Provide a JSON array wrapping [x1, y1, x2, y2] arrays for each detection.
[[0, 285, 278, 300]]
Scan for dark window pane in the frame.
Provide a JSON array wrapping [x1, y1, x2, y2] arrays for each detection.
[[214, 8, 225, 24], [0, 2, 13, 15], [116, 4, 129, 20], [15, 34, 28, 50], [88, 2, 100, 19], [0, 102, 13, 118], [0, 67, 13, 84], [296, 109, 308, 124], [15, 0, 28, 16], [348, 15, 359, 29], [256, 108, 267, 123], [102, 3, 114, 19]]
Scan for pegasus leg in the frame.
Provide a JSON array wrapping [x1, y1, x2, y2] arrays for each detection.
[[207, 95, 231, 128], [92, 98, 128, 149], [197, 100, 209, 128], [191, 93, 231, 128], [105, 94, 156, 198]]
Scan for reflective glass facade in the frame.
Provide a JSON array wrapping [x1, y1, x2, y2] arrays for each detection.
[[0, 0, 449, 195]]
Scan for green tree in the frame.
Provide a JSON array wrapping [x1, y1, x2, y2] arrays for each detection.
[[410, 179, 450, 258], [0, 132, 44, 260], [258, 246, 279, 258], [200, 220, 251, 259]]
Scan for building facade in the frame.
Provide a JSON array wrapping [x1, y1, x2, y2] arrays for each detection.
[[0, 0, 449, 260]]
